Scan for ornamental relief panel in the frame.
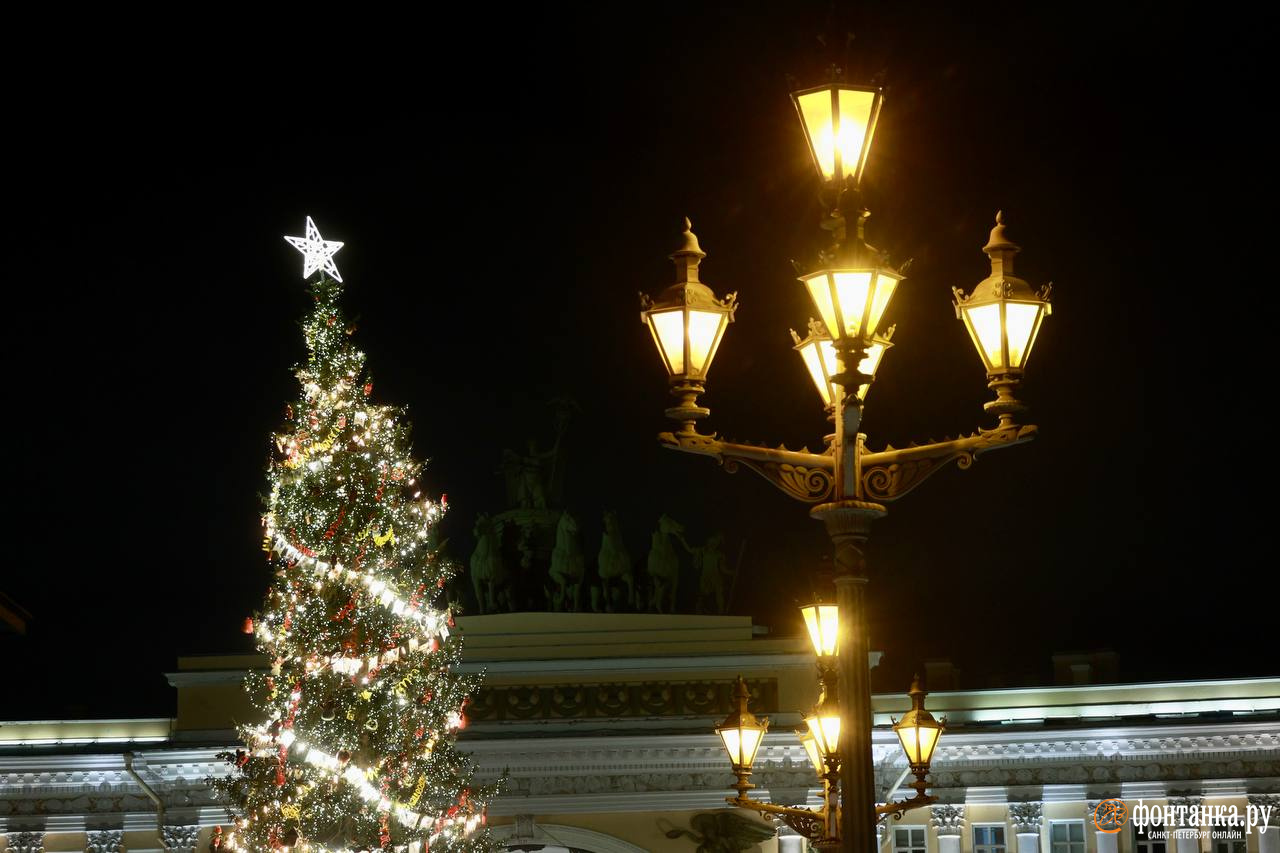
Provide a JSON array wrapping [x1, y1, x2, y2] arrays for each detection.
[[4, 832, 44, 853], [85, 829, 124, 853], [928, 758, 1280, 790], [466, 678, 778, 722]]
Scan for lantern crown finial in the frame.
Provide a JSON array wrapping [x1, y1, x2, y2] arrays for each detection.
[[670, 216, 706, 285], [983, 210, 1021, 277], [672, 216, 707, 259]]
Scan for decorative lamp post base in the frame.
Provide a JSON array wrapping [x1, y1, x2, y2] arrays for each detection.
[[984, 376, 1027, 427], [666, 380, 711, 435]]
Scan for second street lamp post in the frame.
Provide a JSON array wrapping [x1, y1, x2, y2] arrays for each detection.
[[713, 609, 945, 848], [639, 74, 1053, 853]]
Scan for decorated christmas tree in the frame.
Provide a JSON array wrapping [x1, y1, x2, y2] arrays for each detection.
[[214, 217, 494, 853]]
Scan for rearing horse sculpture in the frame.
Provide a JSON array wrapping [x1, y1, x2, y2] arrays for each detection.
[[646, 513, 688, 613], [469, 513, 507, 613], [549, 510, 584, 611], [597, 510, 635, 611]]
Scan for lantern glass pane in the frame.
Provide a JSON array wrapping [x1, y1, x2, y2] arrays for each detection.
[[800, 731, 824, 776], [868, 273, 898, 335], [801, 604, 840, 657], [807, 711, 841, 755], [803, 274, 841, 343], [798, 340, 832, 406], [916, 724, 941, 765], [649, 310, 686, 376], [857, 340, 887, 401], [738, 725, 765, 767], [796, 89, 838, 180], [830, 271, 874, 338], [964, 303, 1004, 370], [1005, 302, 1042, 368], [897, 723, 920, 764], [687, 309, 725, 376], [718, 726, 742, 765], [837, 88, 878, 180]]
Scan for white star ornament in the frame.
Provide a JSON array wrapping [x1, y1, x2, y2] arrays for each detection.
[[284, 216, 344, 282]]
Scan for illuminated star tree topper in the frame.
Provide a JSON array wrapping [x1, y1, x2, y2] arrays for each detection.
[[284, 215, 345, 282]]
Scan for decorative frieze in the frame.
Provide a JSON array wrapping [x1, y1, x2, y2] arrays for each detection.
[[466, 678, 778, 722], [1008, 802, 1043, 834], [2, 720, 1278, 828], [1166, 794, 1203, 809]]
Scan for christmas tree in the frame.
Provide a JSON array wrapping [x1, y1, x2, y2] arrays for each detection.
[[215, 217, 494, 853]]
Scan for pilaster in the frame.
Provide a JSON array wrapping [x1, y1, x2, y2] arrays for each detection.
[[1009, 802, 1043, 853], [932, 804, 966, 853]]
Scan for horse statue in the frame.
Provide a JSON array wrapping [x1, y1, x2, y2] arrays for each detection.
[[597, 510, 635, 611], [646, 513, 688, 613], [469, 513, 508, 613], [549, 510, 585, 611], [694, 532, 732, 614]]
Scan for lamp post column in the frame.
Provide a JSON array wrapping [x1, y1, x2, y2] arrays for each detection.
[[807, 341, 884, 852], [813, 501, 883, 852], [813, 382, 885, 852]]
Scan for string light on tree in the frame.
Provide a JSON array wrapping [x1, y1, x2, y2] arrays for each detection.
[[213, 216, 494, 852]]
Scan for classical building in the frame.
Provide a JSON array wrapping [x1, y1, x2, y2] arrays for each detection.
[[3, 614, 1278, 853]]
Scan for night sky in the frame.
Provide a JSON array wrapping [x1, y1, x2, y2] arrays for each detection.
[[6, 4, 1273, 720]]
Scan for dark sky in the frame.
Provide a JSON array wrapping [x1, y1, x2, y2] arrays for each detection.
[[5, 4, 1274, 719]]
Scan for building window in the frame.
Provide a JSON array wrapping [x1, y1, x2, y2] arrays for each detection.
[[1133, 824, 1166, 853], [1049, 821, 1084, 853], [974, 825, 1007, 853], [895, 826, 928, 853]]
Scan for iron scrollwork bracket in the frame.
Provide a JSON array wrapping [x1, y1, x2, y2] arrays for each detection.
[[779, 809, 828, 840], [659, 431, 835, 503], [728, 796, 828, 841], [860, 423, 1037, 502], [875, 793, 938, 824], [659, 420, 1035, 504]]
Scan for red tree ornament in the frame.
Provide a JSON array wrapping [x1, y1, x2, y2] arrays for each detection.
[[242, 617, 254, 634]]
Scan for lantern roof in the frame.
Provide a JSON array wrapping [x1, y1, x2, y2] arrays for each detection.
[[641, 217, 738, 315], [959, 212, 1051, 306]]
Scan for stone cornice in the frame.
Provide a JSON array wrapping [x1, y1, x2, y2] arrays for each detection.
[[4, 721, 1280, 826]]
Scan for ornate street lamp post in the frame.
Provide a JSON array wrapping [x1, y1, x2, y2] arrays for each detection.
[[715, 665, 945, 848], [640, 74, 1053, 852]]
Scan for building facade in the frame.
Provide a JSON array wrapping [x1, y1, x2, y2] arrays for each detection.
[[3, 614, 1278, 852]]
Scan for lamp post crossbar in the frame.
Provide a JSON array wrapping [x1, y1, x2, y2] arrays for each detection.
[[657, 421, 1037, 504]]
